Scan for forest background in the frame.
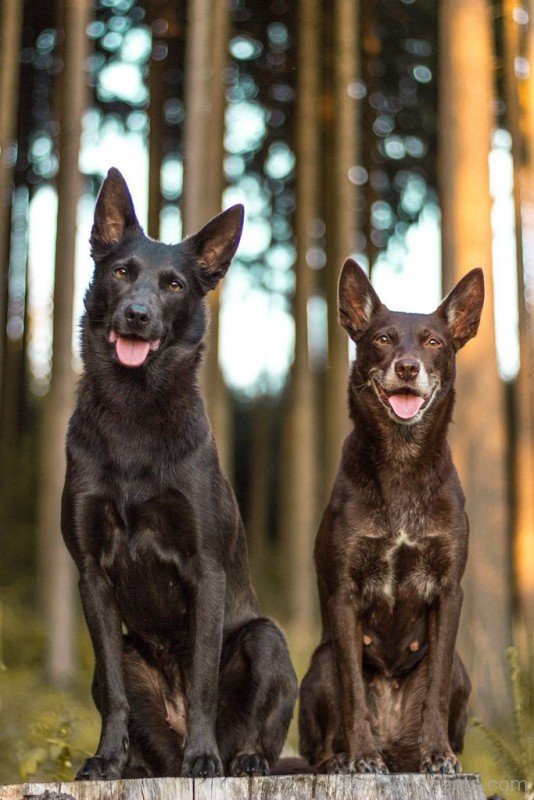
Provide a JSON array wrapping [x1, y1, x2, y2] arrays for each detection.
[[0, 0, 532, 795]]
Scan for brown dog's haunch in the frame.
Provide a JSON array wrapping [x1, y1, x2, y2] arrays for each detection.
[[299, 260, 483, 775], [61, 169, 297, 781]]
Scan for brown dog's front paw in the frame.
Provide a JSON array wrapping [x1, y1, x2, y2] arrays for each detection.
[[230, 753, 270, 776], [76, 755, 123, 781], [354, 754, 389, 774], [317, 753, 354, 774], [420, 750, 461, 774], [181, 751, 223, 778], [317, 751, 388, 774]]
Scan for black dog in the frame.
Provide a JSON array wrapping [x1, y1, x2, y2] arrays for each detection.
[[299, 260, 482, 774], [61, 168, 297, 780]]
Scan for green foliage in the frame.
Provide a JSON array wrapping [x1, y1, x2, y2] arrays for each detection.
[[508, 646, 533, 790], [0, 589, 46, 669], [0, 600, 8, 673], [0, 590, 98, 785], [0, 668, 98, 784], [469, 647, 533, 800], [19, 717, 76, 781]]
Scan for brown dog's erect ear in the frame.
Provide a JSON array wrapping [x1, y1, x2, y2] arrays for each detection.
[[90, 168, 142, 260], [436, 268, 485, 350], [338, 258, 382, 341], [186, 204, 245, 291]]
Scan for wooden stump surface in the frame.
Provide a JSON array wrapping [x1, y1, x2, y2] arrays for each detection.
[[0, 773, 487, 800]]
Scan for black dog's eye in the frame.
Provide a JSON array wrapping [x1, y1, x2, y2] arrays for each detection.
[[114, 267, 128, 280], [168, 279, 184, 293], [374, 334, 390, 345], [427, 337, 442, 348]]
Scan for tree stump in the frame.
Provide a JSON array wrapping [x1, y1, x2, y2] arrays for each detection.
[[1, 773, 487, 800]]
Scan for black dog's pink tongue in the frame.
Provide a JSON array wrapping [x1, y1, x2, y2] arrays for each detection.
[[115, 336, 150, 368], [388, 393, 425, 419]]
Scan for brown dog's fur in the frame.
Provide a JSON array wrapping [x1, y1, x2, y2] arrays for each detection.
[[299, 260, 483, 774]]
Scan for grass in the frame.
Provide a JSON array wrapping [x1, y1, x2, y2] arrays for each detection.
[[0, 592, 99, 784], [0, 668, 98, 784]]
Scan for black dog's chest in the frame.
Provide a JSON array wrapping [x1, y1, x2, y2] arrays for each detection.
[[88, 493, 196, 639], [111, 547, 188, 639]]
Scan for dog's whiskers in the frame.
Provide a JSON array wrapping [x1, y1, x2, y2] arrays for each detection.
[[353, 381, 370, 396]]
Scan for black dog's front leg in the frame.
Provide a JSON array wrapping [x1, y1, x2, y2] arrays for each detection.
[[77, 565, 130, 781], [181, 564, 226, 778]]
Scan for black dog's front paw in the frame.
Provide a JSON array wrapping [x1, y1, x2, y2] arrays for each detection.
[[420, 749, 461, 774], [181, 751, 223, 778], [76, 755, 123, 781], [230, 753, 270, 777]]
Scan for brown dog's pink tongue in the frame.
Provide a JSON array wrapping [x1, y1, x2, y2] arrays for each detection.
[[116, 336, 150, 368], [388, 393, 425, 419]]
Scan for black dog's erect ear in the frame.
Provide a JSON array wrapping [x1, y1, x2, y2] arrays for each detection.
[[436, 268, 485, 350], [186, 204, 245, 291], [338, 258, 383, 342], [90, 167, 142, 260]]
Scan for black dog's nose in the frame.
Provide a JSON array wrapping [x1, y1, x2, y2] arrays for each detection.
[[125, 302, 150, 327], [395, 358, 420, 380]]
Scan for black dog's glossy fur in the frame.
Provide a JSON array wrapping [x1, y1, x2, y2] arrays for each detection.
[[62, 168, 297, 781]]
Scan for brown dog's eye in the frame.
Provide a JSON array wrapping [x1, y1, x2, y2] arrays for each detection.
[[114, 267, 128, 279], [427, 338, 442, 348], [169, 280, 184, 292], [374, 334, 390, 345]]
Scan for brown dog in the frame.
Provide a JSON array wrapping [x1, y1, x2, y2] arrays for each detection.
[[299, 260, 483, 774]]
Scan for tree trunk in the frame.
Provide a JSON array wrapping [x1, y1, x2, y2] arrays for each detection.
[[0, 186, 30, 473], [280, 0, 320, 627], [509, 0, 534, 627], [439, 0, 512, 722], [146, 0, 181, 240], [324, 0, 359, 492], [182, 0, 232, 475], [182, 0, 213, 236], [202, 0, 232, 477], [36, 0, 92, 688], [147, 49, 165, 240], [1, 773, 488, 800], [0, 0, 23, 404], [246, 397, 271, 598]]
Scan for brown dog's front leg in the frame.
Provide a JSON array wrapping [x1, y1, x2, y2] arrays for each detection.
[[326, 589, 388, 774], [181, 564, 226, 778], [420, 586, 463, 774]]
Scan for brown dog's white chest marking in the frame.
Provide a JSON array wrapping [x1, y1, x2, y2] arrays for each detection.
[[362, 529, 442, 607], [380, 530, 420, 602]]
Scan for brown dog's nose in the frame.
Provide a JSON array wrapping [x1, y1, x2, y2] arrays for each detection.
[[395, 358, 420, 380]]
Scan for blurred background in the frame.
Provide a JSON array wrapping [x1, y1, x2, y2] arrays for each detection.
[[0, 0, 532, 793]]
